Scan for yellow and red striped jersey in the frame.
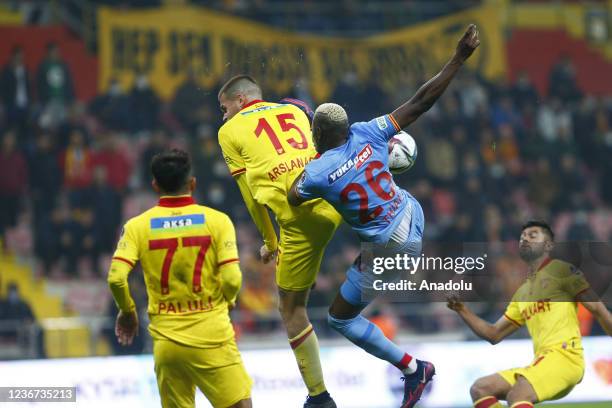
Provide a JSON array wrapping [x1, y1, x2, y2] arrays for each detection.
[[504, 258, 590, 355], [218, 100, 319, 224], [111, 195, 239, 348]]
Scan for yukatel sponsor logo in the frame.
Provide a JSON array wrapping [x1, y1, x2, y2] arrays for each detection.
[[328, 144, 373, 184]]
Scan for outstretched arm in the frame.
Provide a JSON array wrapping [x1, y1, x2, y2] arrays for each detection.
[[577, 288, 612, 336], [391, 24, 480, 129], [447, 295, 518, 345]]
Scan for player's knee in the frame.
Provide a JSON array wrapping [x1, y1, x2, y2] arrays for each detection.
[[327, 313, 349, 333], [277, 301, 293, 323], [277, 293, 292, 318], [470, 377, 493, 399], [277, 298, 308, 328]]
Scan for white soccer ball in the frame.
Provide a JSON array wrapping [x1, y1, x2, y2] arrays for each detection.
[[388, 131, 417, 174]]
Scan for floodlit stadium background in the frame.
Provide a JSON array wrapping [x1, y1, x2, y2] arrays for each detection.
[[0, 0, 611, 407]]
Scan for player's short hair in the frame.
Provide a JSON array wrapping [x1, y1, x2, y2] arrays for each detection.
[[151, 149, 192, 194], [521, 220, 555, 241], [313, 103, 349, 140], [218, 74, 262, 100]]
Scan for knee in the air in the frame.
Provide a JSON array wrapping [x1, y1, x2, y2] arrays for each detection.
[[470, 378, 490, 399], [327, 313, 347, 331]]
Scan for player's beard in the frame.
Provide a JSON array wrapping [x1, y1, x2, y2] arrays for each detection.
[[519, 242, 546, 262]]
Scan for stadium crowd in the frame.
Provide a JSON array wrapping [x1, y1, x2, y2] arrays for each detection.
[[1, 40, 611, 347]]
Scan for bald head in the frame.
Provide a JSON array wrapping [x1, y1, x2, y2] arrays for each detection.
[[312, 103, 349, 154]]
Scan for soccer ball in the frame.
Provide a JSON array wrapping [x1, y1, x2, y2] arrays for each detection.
[[388, 131, 417, 174]]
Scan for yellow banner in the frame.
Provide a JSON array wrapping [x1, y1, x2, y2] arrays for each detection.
[[98, 5, 506, 101]]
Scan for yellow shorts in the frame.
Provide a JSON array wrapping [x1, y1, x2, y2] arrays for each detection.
[[276, 200, 342, 291], [153, 338, 252, 408], [498, 346, 584, 402]]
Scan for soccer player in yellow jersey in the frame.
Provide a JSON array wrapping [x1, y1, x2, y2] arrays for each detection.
[[107, 149, 252, 408], [218, 75, 342, 407], [447, 220, 612, 408]]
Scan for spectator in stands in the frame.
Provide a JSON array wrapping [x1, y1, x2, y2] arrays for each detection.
[[423, 133, 458, 187], [442, 212, 479, 242], [171, 70, 213, 133], [548, 55, 582, 103], [483, 204, 513, 242], [490, 96, 521, 130], [510, 70, 538, 110], [0, 130, 28, 241], [51, 198, 82, 275], [29, 131, 62, 229], [75, 208, 98, 276], [92, 133, 132, 192], [457, 177, 487, 231], [59, 129, 94, 208], [527, 157, 561, 212], [591, 105, 612, 206], [566, 211, 595, 241], [36, 42, 74, 128], [128, 72, 160, 133], [89, 78, 130, 131], [85, 166, 122, 267], [458, 71, 488, 118], [57, 102, 90, 148], [557, 153, 588, 211], [0, 283, 36, 349], [0, 46, 31, 137]]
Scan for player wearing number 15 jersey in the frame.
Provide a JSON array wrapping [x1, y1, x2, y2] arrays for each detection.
[[288, 24, 481, 408], [218, 76, 342, 408], [107, 150, 252, 408]]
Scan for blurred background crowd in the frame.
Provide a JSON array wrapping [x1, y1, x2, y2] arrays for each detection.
[[0, 0, 611, 359]]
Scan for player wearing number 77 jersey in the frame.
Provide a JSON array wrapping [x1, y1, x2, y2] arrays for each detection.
[[107, 149, 252, 408], [288, 24, 481, 408]]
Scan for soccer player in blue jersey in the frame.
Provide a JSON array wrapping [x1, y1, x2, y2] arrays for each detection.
[[288, 24, 480, 408]]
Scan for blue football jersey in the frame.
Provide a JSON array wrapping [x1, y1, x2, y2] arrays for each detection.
[[296, 114, 413, 244]]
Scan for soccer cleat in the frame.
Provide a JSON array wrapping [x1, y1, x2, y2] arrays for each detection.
[[303, 392, 337, 408], [400, 359, 435, 408]]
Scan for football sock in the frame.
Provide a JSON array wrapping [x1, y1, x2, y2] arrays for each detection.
[[289, 324, 327, 396], [510, 402, 534, 408], [474, 396, 502, 408], [328, 314, 416, 374]]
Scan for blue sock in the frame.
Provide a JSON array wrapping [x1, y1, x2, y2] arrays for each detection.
[[328, 313, 411, 369]]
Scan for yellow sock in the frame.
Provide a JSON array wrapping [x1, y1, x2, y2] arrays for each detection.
[[289, 324, 326, 396]]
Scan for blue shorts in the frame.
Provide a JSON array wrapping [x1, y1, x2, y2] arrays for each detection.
[[340, 196, 425, 308]]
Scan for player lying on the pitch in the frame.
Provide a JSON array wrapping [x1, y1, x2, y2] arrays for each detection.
[[288, 24, 480, 408], [447, 220, 612, 408]]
